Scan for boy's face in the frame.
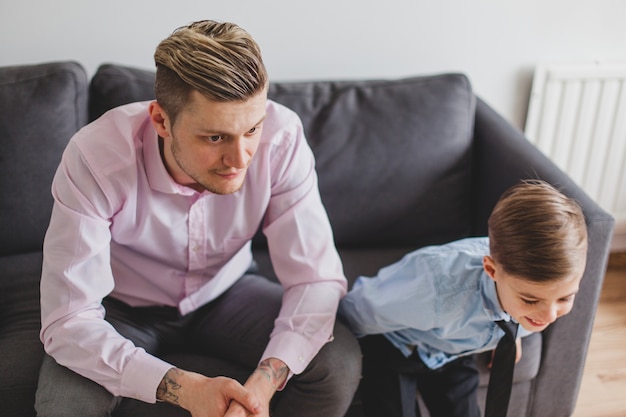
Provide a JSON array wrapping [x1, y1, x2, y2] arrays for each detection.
[[149, 89, 268, 195], [483, 256, 585, 332]]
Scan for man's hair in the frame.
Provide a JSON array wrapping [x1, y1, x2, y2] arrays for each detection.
[[154, 20, 268, 124], [488, 179, 587, 282]]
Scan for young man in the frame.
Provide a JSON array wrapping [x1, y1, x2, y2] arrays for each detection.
[[35, 20, 360, 417], [339, 180, 588, 417]]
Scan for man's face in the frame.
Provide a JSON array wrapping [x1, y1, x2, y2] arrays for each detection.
[[483, 256, 585, 332], [150, 89, 267, 194]]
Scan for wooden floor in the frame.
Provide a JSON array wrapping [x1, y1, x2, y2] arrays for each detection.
[[572, 252, 626, 417]]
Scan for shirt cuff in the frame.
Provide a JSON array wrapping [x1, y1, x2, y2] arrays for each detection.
[[120, 349, 174, 403], [261, 330, 330, 377]]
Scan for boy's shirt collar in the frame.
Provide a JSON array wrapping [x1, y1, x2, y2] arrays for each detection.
[[481, 271, 514, 323]]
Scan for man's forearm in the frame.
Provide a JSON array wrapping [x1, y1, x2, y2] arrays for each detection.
[[156, 367, 183, 405], [253, 358, 289, 391]]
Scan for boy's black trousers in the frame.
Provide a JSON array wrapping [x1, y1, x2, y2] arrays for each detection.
[[358, 334, 481, 417]]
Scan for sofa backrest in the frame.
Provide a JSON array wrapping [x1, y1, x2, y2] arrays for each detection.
[[269, 76, 476, 248], [89, 64, 156, 122], [0, 62, 88, 256], [89, 64, 476, 249]]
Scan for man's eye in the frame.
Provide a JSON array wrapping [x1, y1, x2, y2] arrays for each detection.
[[208, 135, 222, 142], [248, 127, 257, 134], [522, 298, 538, 305]]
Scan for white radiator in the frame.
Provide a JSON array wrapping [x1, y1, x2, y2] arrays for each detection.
[[525, 63, 626, 250]]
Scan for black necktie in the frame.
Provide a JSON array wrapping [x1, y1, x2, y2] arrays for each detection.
[[485, 319, 518, 417]]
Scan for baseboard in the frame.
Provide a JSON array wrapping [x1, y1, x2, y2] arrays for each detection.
[[608, 251, 626, 268], [611, 220, 626, 253]]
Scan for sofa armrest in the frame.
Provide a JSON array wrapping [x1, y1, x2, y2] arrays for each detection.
[[471, 97, 615, 417]]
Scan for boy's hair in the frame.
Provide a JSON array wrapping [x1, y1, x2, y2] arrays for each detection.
[[488, 179, 587, 282], [153, 20, 268, 125]]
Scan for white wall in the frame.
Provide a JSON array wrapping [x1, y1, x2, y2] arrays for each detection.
[[2, 0, 625, 129], [2, 0, 626, 248]]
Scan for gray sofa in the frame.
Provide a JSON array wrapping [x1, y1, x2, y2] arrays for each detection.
[[0, 61, 614, 417]]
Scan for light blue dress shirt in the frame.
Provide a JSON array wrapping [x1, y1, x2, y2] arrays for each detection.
[[339, 237, 532, 369]]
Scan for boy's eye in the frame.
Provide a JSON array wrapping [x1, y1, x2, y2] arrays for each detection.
[[522, 298, 538, 305]]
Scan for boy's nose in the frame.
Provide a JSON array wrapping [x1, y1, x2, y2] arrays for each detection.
[[538, 304, 559, 324]]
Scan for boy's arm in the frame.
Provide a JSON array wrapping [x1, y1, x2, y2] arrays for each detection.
[[338, 256, 437, 336]]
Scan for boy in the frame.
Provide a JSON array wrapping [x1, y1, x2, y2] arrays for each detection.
[[338, 180, 588, 417]]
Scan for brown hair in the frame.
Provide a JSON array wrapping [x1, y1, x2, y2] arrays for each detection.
[[488, 180, 587, 282], [154, 20, 268, 124]]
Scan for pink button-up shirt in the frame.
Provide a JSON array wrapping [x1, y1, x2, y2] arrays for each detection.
[[40, 100, 347, 403]]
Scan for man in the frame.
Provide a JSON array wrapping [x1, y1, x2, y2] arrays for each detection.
[[35, 20, 361, 417]]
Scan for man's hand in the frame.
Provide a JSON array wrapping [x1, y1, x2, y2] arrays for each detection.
[[224, 358, 290, 417], [156, 368, 262, 417]]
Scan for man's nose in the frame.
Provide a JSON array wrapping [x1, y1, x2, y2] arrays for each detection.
[[223, 137, 250, 168]]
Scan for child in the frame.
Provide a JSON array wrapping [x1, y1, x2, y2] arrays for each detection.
[[338, 180, 588, 417]]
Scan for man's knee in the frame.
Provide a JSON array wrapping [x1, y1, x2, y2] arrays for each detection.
[[35, 354, 120, 417], [303, 322, 362, 394], [271, 322, 361, 417], [329, 322, 362, 384]]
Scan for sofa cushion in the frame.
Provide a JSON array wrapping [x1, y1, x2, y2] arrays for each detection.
[[89, 65, 476, 249], [0, 62, 88, 256]]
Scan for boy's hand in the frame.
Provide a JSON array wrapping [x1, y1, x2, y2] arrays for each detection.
[[515, 337, 523, 363]]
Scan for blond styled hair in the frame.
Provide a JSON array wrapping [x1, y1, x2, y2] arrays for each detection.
[[154, 20, 268, 124], [488, 180, 587, 282]]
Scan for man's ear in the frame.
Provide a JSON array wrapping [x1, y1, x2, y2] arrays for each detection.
[[483, 255, 497, 281], [148, 101, 171, 138]]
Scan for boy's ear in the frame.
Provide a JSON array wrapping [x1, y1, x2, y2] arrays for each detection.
[[483, 256, 497, 281]]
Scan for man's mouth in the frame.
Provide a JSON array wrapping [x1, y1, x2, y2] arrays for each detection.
[[216, 170, 242, 179]]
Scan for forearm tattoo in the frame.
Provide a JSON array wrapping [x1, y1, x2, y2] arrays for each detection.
[[255, 359, 289, 390], [156, 368, 182, 404]]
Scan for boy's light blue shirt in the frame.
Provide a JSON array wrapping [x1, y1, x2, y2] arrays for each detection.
[[339, 237, 533, 369]]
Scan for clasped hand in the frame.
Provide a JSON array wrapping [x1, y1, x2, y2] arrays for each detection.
[[158, 358, 289, 417]]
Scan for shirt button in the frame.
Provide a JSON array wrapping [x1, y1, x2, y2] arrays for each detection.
[[298, 356, 304, 362]]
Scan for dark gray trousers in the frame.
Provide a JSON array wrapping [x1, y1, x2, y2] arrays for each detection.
[[35, 273, 362, 417]]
